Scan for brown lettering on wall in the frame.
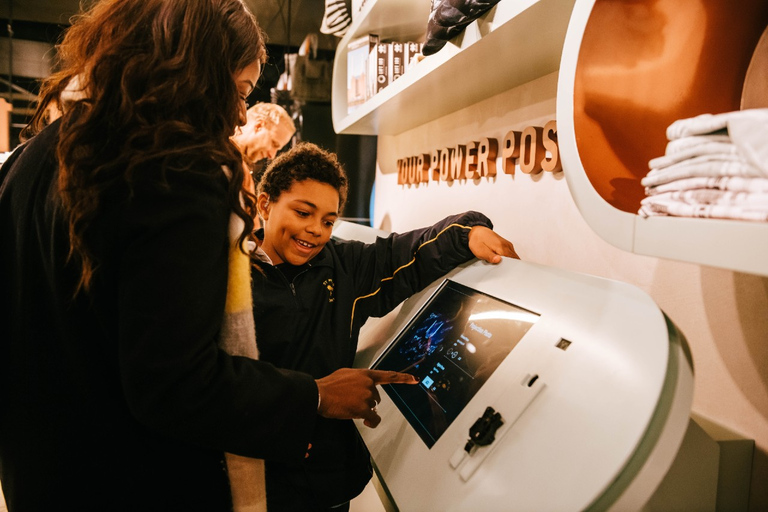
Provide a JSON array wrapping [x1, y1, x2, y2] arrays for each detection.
[[520, 126, 544, 175], [541, 120, 562, 173], [397, 158, 408, 185], [477, 138, 498, 177], [451, 144, 467, 180], [418, 153, 431, 182], [395, 120, 558, 186], [502, 130, 522, 175], [398, 154, 432, 185], [404, 157, 413, 184], [439, 148, 452, 181], [464, 141, 478, 180], [431, 150, 441, 182]]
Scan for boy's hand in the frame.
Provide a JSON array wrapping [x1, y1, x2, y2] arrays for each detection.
[[316, 369, 418, 428], [468, 226, 519, 263]]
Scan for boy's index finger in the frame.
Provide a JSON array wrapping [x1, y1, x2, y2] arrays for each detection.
[[368, 370, 419, 385]]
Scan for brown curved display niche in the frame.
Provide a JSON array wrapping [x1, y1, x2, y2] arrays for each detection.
[[572, 0, 768, 213]]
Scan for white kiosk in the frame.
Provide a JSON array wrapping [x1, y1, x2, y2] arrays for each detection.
[[332, 221, 750, 512]]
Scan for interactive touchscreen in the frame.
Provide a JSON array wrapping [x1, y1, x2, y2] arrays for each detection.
[[373, 280, 540, 448]]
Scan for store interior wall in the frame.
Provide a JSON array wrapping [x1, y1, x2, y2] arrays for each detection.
[[373, 71, 768, 511]]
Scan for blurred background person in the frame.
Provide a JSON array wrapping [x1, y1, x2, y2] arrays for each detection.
[[232, 102, 296, 194]]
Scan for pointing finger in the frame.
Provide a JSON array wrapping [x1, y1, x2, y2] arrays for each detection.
[[362, 408, 382, 428], [495, 240, 519, 260], [368, 370, 419, 385]]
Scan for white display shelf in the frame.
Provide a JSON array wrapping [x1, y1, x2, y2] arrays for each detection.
[[558, 0, 768, 277], [332, 0, 577, 136]]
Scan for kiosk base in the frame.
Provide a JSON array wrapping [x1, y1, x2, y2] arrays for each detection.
[[333, 221, 754, 512], [351, 415, 754, 512]]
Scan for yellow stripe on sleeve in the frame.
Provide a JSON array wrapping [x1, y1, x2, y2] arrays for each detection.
[[348, 223, 472, 333]]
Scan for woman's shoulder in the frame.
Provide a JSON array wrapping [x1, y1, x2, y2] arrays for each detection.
[[116, 159, 231, 244], [130, 157, 229, 201]]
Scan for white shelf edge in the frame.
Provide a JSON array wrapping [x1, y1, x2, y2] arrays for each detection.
[[332, 0, 577, 136], [633, 215, 768, 276]]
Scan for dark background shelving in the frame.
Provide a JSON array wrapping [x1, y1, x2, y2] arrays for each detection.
[[0, 0, 375, 224]]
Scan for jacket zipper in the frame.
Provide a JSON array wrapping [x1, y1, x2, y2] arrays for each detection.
[[288, 264, 313, 297], [268, 262, 313, 297]]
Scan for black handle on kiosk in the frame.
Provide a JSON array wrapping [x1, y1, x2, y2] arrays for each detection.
[[464, 406, 504, 454]]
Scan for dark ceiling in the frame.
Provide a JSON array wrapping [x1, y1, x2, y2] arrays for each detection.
[[0, 0, 339, 50]]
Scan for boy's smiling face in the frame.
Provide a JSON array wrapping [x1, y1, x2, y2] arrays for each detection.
[[258, 179, 340, 266]]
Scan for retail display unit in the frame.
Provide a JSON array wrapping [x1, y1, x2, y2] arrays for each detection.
[[332, 0, 768, 275], [557, 0, 768, 276], [328, 0, 766, 508], [331, 221, 735, 511], [331, 0, 577, 136]]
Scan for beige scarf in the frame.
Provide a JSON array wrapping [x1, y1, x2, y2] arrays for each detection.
[[218, 173, 267, 512]]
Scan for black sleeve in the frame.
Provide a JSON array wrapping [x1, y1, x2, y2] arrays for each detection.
[[117, 169, 317, 461], [0, 142, 28, 187], [344, 211, 492, 332]]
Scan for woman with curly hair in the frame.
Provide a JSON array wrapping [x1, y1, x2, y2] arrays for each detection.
[[0, 1, 414, 510]]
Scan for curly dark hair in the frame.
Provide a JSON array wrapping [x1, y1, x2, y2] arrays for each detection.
[[258, 142, 349, 212], [22, 0, 265, 293]]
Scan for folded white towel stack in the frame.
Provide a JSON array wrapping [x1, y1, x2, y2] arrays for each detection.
[[639, 109, 768, 221]]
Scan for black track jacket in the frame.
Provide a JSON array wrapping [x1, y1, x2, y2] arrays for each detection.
[[251, 211, 492, 510]]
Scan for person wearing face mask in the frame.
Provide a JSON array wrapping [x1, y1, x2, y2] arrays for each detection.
[[0, 1, 416, 510]]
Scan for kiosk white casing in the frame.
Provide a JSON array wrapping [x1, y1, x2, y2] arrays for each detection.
[[333, 222, 697, 511]]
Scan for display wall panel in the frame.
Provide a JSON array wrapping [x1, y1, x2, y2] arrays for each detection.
[[339, 2, 768, 508], [558, 0, 768, 276]]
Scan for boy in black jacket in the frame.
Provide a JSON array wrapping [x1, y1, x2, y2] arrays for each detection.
[[251, 142, 518, 511]]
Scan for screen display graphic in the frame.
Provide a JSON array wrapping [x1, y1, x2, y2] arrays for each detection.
[[373, 280, 540, 448]]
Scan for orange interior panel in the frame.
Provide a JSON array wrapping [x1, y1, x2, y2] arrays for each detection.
[[573, 0, 768, 213]]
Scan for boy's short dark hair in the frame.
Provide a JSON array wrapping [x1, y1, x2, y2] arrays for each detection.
[[258, 142, 349, 212]]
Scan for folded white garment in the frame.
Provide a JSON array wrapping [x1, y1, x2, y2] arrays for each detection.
[[649, 154, 744, 173], [665, 135, 732, 154], [666, 108, 768, 140], [641, 157, 764, 187], [643, 189, 768, 207], [646, 176, 768, 195], [639, 196, 768, 222], [641, 109, 768, 222], [648, 141, 740, 170], [728, 111, 768, 175]]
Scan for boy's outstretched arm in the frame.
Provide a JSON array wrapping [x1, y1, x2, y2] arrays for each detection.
[[315, 369, 418, 428], [468, 226, 519, 263]]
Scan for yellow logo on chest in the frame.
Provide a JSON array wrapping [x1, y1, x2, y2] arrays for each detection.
[[323, 278, 335, 302]]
